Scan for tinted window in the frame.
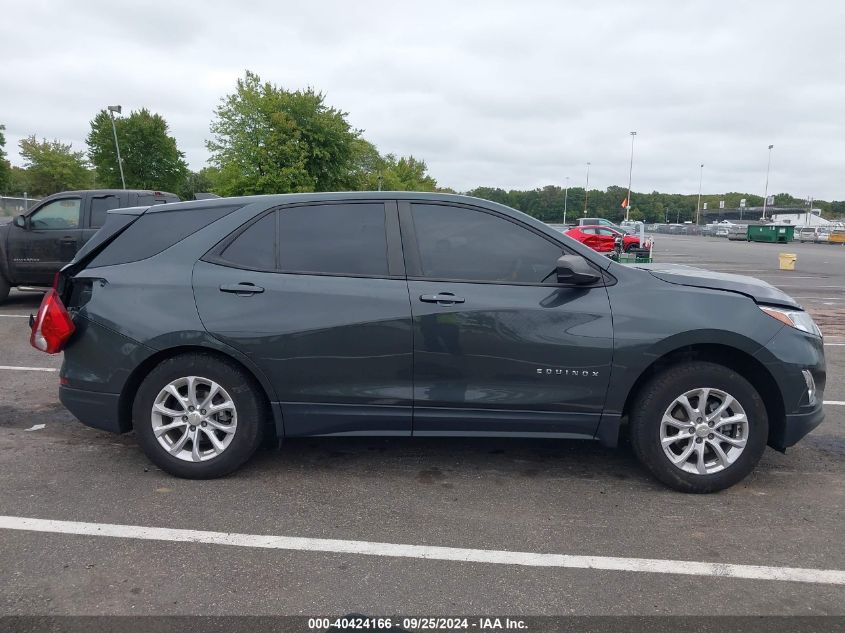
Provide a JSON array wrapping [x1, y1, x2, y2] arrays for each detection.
[[90, 204, 242, 268], [277, 203, 388, 276], [411, 204, 563, 283], [90, 196, 120, 228], [221, 212, 276, 270], [30, 198, 81, 229]]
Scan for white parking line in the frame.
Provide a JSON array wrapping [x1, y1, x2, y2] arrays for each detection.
[[0, 366, 57, 372], [1, 515, 843, 585], [825, 401, 845, 406], [0, 314, 30, 318]]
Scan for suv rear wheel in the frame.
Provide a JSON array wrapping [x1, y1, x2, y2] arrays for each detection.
[[133, 353, 264, 478], [629, 361, 768, 493]]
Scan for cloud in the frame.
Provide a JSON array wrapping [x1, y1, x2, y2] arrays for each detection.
[[1, 0, 843, 198]]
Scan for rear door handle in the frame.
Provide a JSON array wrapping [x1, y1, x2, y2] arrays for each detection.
[[419, 293, 465, 305], [219, 282, 265, 295]]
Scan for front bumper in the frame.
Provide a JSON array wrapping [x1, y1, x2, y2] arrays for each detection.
[[755, 326, 826, 451], [59, 385, 127, 434], [775, 401, 825, 450]]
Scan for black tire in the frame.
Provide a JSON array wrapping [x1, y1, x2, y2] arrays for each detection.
[[0, 274, 10, 304], [133, 352, 265, 478], [629, 361, 768, 493]]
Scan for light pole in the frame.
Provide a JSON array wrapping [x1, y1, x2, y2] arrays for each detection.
[[584, 162, 591, 216], [625, 131, 636, 221], [761, 144, 774, 220], [695, 163, 704, 225], [107, 105, 126, 190], [563, 176, 569, 225]]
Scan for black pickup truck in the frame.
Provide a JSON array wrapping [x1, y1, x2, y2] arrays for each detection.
[[0, 189, 178, 302]]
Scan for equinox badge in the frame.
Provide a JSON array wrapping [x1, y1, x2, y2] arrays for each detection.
[[537, 368, 599, 377]]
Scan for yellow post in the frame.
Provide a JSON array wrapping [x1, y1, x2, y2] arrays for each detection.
[[778, 253, 796, 271]]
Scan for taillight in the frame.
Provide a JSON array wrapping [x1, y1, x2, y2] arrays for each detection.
[[52, 271, 60, 289], [30, 289, 76, 354]]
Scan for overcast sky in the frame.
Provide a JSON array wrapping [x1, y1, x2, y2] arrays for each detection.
[[2, 0, 844, 199]]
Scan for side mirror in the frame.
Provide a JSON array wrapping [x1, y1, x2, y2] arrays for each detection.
[[556, 255, 600, 285], [13, 214, 27, 229]]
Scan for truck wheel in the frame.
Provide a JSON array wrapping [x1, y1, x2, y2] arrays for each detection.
[[629, 361, 768, 493], [133, 352, 265, 479], [0, 274, 10, 304]]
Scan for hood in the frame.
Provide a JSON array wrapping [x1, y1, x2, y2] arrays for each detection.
[[633, 263, 801, 309]]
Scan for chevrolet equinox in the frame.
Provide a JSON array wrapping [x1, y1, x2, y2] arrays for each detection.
[[30, 193, 826, 492]]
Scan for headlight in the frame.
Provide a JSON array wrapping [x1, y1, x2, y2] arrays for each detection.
[[760, 306, 822, 337]]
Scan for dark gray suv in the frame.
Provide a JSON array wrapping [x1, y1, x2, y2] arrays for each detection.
[[30, 193, 826, 492]]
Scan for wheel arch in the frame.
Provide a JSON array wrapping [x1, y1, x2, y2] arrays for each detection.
[[618, 343, 785, 447], [118, 344, 281, 438]]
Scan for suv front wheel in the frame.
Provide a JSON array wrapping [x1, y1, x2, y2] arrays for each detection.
[[629, 361, 768, 493]]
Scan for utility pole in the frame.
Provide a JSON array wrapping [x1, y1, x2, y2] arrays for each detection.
[[625, 132, 636, 221], [761, 144, 773, 220], [584, 162, 591, 216], [696, 163, 704, 225], [563, 176, 569, 225], [107, 105, 126, 189]]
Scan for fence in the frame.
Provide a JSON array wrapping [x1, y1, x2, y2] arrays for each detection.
[[0, 196, 41, 217]]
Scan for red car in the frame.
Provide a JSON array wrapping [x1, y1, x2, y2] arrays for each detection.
[[565, 225, 651, 253]]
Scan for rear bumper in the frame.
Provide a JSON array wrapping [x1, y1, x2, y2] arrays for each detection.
[[59, 385, 127, 434]]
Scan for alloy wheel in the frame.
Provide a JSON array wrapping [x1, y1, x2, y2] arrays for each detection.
[[150, 376, 237, 462], [659, 387, 748, 475]]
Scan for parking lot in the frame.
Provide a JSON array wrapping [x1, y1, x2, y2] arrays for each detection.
[[0, 234, 843, 616]]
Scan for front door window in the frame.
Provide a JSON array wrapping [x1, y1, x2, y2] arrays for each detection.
[[29, 198, 81, 230]]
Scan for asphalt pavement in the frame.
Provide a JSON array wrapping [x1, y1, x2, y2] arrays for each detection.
[[0, 234, 843, 616]]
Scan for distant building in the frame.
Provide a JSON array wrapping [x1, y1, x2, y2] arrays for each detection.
[[701, 206, 821, 223], [770, 210, 830, 227]]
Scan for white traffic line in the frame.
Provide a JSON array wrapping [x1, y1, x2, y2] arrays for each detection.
[[0, 365, 57, 372], [0, 314, 31, 318], [824, 343, 845, 347], [825, 401, 845, 406], [0, 515, 843, 586]]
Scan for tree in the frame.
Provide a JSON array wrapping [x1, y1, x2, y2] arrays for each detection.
[[176, 167, 217, 201], [0, 124, 10, 193], [344, 139, 385, 190], [341, 140, 439, 192], [377, 154, 438, 192], [207, 71, 362, 195], [18, 136, 92, 196], [87, 108, 188, 192], [6, 166, 33, 197]]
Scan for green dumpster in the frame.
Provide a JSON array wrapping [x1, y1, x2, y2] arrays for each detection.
[[747, 225, 795, 243]]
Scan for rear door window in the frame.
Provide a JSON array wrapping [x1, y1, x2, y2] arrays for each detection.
[[219, 212, 277, 270], [276, 203, 389, 276], [90, 195, 121, 229]]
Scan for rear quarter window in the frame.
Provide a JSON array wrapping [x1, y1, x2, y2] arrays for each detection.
[[88, 204, 242, 268]]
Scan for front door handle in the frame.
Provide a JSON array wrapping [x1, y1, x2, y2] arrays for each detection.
[[219, 282, 265, 295], [420, 293, 465, 305]]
